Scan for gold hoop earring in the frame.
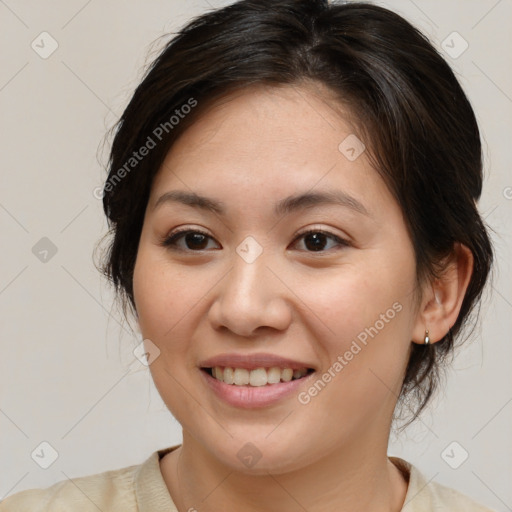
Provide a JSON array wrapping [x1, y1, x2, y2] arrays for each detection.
[[424, 329, 430, 345]]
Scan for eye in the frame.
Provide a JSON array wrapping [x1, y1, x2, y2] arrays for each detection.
[[290, 229, 350, 253], [160, 228, 220, 251], [160, 227, 350, 253]]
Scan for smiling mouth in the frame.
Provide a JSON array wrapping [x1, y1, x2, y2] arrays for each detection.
[[201, 366, 315, 387]]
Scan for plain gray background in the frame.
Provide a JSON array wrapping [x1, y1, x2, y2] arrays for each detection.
[[1, 0, 511, 509]]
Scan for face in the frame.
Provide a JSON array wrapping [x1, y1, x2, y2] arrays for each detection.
[[133, 83, 421, 474]]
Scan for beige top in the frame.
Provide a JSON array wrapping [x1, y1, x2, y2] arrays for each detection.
[[0, 445, 495, 511]]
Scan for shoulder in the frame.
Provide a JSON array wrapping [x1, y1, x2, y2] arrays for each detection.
[[0, 462, 140, 512], [424, 478, 496, 511], [390, 456, 497, 512]]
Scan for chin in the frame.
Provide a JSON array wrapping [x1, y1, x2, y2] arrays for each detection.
[[203, 434, 314, 475]]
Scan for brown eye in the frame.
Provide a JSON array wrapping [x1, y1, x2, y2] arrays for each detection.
[[161, 229, 220, 251], [160, 228, 349, 253], [291, 229, 349, 253]]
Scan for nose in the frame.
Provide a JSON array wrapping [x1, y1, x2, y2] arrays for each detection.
[[207, 249, 292, 337]]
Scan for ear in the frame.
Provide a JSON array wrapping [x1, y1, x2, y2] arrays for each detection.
[[411, 243, 474, 345]]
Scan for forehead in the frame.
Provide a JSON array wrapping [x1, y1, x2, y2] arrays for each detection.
[[148, 83, 388, 214], [164, 82, 356, 157]]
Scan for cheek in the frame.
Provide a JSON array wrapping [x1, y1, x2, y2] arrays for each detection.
[[301, 255, 415, 404], [133, 247, 203, 417], [133, 246, 196, 340], [305, 257, 413, 344]]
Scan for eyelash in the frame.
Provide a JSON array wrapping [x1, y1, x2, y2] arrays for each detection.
[[160, 227, 350, 254]]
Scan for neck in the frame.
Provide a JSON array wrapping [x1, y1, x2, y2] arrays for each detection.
[[161, 432, 408, 512]]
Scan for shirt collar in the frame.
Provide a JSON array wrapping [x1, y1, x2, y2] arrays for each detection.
[[389, 456, 431, 510], [135, 445, 180, 512]]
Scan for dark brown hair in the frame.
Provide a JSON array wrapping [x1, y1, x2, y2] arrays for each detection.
[[97, 0, 494, 428]]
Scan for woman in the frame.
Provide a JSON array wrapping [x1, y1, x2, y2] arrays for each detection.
[[0, 0, 496, 510]]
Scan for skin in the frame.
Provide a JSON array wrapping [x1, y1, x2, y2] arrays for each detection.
[[132, 82, 473, 512]]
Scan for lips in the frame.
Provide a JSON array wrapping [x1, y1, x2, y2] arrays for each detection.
[[200, 366, 315, 409], [198, 353, 316, 408], [198, 352, 316, 371]]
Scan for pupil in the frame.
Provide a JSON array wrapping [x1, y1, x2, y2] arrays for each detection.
[[305, 232, 326, 251], [186, 233, 207, 250]]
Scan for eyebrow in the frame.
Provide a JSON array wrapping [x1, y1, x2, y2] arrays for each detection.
[[153, 189, 370, 217]]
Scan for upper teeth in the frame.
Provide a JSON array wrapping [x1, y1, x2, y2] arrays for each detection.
[[211, 367, 309, 386]]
